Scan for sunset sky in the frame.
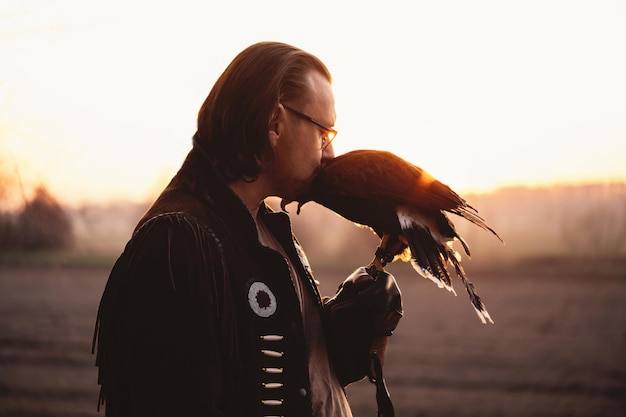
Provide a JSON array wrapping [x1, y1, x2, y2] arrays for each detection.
[[1, 0, 625, 207]]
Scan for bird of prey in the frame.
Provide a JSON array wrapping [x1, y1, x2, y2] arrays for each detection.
[[282, 149, 503, 324]]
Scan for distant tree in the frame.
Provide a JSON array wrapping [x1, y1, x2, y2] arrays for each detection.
[[0, 211, 17, 250], [0, 158, 18, 249], [1, 122, 74, 251], [560, 184, 626, 258], [16, 185, 74, 250]]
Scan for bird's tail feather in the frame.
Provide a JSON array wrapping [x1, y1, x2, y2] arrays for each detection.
[[449, 256, 494, 324], [398, 210, 493, 324], [399, 215, 455, 294], [409, 260, 457, 296], [449, 206, 504, 243]]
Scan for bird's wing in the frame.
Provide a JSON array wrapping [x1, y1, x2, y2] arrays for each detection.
[[310, 150, 465, 210], [301, 149, 502, 242]]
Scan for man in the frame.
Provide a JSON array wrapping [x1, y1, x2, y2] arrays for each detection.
[[93, 41, 401, 416]]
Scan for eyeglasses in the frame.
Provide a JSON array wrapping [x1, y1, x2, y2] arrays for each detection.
[[282, 103, 337, 150]]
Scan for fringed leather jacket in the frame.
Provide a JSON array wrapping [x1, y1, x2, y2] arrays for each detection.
[[93, 147, 358, 416]]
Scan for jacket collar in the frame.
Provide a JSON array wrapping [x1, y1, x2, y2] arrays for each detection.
[[178, 144, 321, 307]]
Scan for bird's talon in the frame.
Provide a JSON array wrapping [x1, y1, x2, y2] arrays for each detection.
[[375, 247, 394, 266]]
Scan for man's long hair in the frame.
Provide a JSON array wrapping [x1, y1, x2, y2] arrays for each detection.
[[194, 41, 332, 182]]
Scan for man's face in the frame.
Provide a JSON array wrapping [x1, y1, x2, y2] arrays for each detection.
[[266, 70, 336, 200]]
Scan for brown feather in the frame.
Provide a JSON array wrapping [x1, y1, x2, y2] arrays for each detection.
[[283, 149, 503, 324]]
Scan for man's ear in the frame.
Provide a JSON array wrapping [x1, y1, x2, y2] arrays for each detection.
[[268, 104, 284, 146]]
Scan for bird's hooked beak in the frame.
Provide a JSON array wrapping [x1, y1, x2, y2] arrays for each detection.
[[279, 199, 292, 212], [280, 199, 306, 214]]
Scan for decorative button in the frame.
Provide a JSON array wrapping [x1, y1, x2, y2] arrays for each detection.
[[261, 399, 284, 406], [262, 367, 283, 374], [248, 282, 277, 318], [299, 388, 307, 397], [260, 335, 284, 341], [261, 349, 284, 358], [262, 382, 284, 389]]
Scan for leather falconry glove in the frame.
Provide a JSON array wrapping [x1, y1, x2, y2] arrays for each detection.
[[323, 266, 403, 417]]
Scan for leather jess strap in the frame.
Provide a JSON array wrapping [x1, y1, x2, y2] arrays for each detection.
[[370, 352, 394, 417]]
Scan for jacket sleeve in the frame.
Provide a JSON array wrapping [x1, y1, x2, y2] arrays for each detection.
[[94, 213, 233, 416]]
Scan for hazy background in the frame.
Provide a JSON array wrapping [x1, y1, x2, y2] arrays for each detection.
[[1, 0, 625, 208], [1, 1, 625, 416], [1, 184, 625, 417]]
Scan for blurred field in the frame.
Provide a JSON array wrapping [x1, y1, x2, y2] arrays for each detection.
[[0, 263, 625, 417]]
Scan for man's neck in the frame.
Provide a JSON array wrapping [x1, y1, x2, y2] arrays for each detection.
[[228, 178, 269, 215]]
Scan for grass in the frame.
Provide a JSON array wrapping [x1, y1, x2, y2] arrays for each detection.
[[2, 249, 624, 279], [0, 250, 117, 268]]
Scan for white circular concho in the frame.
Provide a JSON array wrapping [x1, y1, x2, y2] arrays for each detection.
[[248, 281, 277, 318]]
